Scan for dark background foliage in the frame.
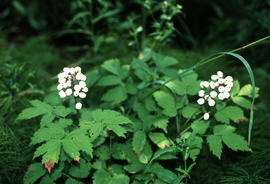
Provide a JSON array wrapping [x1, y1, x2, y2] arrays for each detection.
[[0, 0, 269, 183]]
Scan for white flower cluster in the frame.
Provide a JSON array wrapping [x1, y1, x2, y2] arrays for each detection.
[[57, 66, 88, 110], [197, 71, 234, 120]]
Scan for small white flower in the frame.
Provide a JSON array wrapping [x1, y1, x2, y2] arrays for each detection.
[[203, 81, 209, 88], [200, 81, 205, 88], [79, 81, 86, 88], [210, 91, 217, 98], [203, 113, 210, 120], [225, 76, 233, 82], [211, 75, 218, 80], [65, 88, 73, 96], [218, 78, 224, 84], [79, 92, 86, 98], [59, 90, 66, 98], [208, 99, 215, 106], [76, 73, 82, 80], [74, 85, 81, 91], [74, 91, 79, 97], [217, 71, 223, 78], [198, 90, 205, 97], [224, 92, 230, 99], [75, 102, 82, 110], [210, 81, 216, 89], [215, 82, 220, 87], [58, 73, 64, 79], [58, 78, 65, 84], [66, 80, 72, 87], [224, 85, 231, 92], [63, 67, 70, 73], [218, 86, 225, 93], [80, 74, 87, 81], [57, 84, 63, 91], [70, 67, 75, 75], [227, 82, 234, 88], [197, 98, 205, 105], [75, 66, 81, 72], [82, 87, 88, 93], [218, 93, 225, 100]]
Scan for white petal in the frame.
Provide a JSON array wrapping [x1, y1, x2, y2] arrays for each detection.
[[59, 90, 66, 98], [80, 74, 86, 81], [210, 91, 217, 98], [210, 81, 216, 89], [225, 76, 233, 82], [63, 67, 70, 73], [57, 84, 63, 91], [65, 88, 73, 96], [224, 92, 230, 99], [74, 91, 79, 97], [74, 85, 81, 91], [203, 113, 210, 120], [82, 87, 88, 93], [75, 66, 81, 72], [211, 74, 218, 80], [204, 81, 209, 88], [204, 95, 210, 100], [76, 73, 82, 80], [217, 71, 223, 78], [79, 81, 86, 88], [218, 86, 225, 93], [198, 90, 205, 97], [70, 67, 75, 75], [208, 99, 215, 106], [218, 93, 225, 100], [75, 102, 82, 110], [218, 79, 224, 84], [197, 98, 205, 105], [224, 86, 231, 92], [79, 92, 86, 98]]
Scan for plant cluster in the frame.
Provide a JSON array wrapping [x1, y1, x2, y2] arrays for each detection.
[[18, 47, 258, 184]]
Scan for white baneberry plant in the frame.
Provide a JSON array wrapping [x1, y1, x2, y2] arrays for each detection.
[[19, 49, 258, 184]]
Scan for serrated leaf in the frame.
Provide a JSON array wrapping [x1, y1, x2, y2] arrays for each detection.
[[222, 133, 251, 151], [139, 141, 152, 164], [131, 58, 152, 81], [39, 175, 56, 184], [182, 105, 198, 119], [149, 147, 175, 164], [215, 106, 245, 123], [213, 125, 236, 135], [93, 169, 111, 184], [181, 71, 201, 95], [23, 163, 46, 184], [232, 96, 251, 109], [89, 123, 104, 141], [69, 159, 91, 178], [54, 106, 71, 118], [31, 125, 65, 145], [207, 135, 223, 159], [101, 86, 127, 104], [97, 75, 122, 86], [191, 120, 209, 134], [109, 174, 130, 184], [40, 113, 55, 127], [102, 59, 121, 75], [124, 161, 145, 174], [166, 80, 186, 95], [153, 90, 177, 117], [148, 163, 177, 183], [18, 100, 52, 120], [149, 132, 170, 149], [132, 130, 147, 153], [153, 53, 178, 68], [153, 117, 169, 133], [107, 124, 127, 137], [239, 84, 259, 98], [55, 119, 73, 128]]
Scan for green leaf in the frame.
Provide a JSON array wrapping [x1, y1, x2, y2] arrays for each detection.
[[31, 124, 65, 145], [213, 125, 236, 135], [97, 75, 122, 86], [65, 178, 83, 184], [69, 159, 91, 178], [230, 80, 240, 96], [149, 132, 170, 149], [89, 123, 104, 141], [93, 169, 111, 184], [23, 163, 46, 184], [139, 141, 152, 164], [55, 119, 73, 128], [131, 58, 152, 81], [182, 105, 198, 119], [153, 90, 177, 117], [214, 106, 245, 123], [86, 69, 99, 88], [54, 106, 71, 118], [149, 147, 175, 164], [222, 133, 251, 151], [17, 100, 52, 120], [232, 96, 251, 109], [166, 80, 186, 95], [207, 135, 223, 159], [39, 175, 56, 184], [40, 113, 55, 127], [153, 117, 169, 133], [239, 84, 259, 98], [181, 71, 200, 95], [102, 59, 121, 75], [109, 174, 130, 184], [153, 53, 178, 68], [191, 120, 209, 134], [101, 86, 127, 104], [95, 145, 110, 160], [148, 163, 177, 183], [132, 130, 147, 153]]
